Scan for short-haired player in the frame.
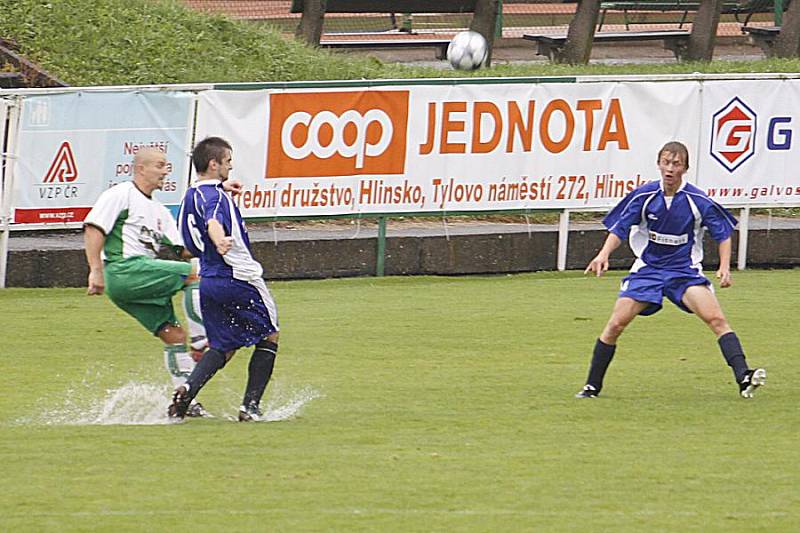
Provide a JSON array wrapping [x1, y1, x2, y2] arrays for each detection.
[[169, 137, 280, 421], [577, 141, 766, 399]]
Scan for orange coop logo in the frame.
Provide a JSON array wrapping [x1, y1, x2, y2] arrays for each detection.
[[267, 90, 409, 178]]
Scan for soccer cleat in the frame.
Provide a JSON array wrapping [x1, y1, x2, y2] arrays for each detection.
[[738, 368, 766, 399], [238, 403, 265, 422], [575, 384, 599, 398], [185, 401, 211, 418], [167, 384, 191, 419]]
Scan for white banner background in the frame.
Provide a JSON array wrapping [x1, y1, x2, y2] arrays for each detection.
[[6, 76, 800, 228], [196, 81, 701, 218], [697, 79, 800, 206]]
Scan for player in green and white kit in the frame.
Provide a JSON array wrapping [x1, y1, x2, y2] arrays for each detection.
[[84, 147, 209, 416]]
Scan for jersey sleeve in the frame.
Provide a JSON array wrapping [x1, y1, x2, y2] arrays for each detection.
[[83, 185, 128, 234], [702, 200, 738, 242], [603, 189, 647, 240], [200, 185, 232, 234]]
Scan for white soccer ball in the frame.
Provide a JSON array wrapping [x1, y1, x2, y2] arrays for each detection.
[[447, 30, 488, 71]]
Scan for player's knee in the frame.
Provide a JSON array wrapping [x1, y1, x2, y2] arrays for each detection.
[[255, 337, 278, 358], [705, 315, 729, 335], [158, 324, 186, 345], [605, 318, 628, 338]]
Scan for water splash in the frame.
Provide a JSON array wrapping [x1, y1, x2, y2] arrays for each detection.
[[18, 381, 322, 426], [221, 384, 323, 422], [264, 385, 322, 422], [33, 382, 172, 426]]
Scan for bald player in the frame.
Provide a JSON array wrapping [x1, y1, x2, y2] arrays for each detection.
[[84, 147, 209, 416]]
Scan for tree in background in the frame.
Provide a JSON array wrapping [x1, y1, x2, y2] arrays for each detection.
[[296, 0, 326, 46], [685, 0, 725, 61], [470, 0, 500, 66], [561, 0, 601, 64], [774, 0, 800, 57]]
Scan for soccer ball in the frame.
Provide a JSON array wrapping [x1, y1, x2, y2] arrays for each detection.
[[446, 31, 488, 71]]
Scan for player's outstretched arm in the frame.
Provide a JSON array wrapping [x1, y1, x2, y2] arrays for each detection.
[[584, 233, 622, 277], [84, 224, 106, 295], [715, 237, 733, 288], [208, 219, 233, 255], [222, 179, 243, 196]]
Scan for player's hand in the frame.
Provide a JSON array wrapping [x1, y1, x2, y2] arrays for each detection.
[[215, 236, 234, 255], [716, 267, 732, 288], [87, 270, 105, 295], [584, 254, 609, 277], [223, 179, 243, 196]]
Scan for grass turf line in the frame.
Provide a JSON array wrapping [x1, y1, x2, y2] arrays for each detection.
[[0, 271, 797, 530]]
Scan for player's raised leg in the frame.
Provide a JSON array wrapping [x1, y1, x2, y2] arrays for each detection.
[[168, 347, 232, 419], [576, 297, 648, 398], [682, 285, 766, 398], [182, 280, 208, 361]]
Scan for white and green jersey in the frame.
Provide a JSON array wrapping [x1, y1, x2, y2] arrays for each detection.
[[84, 181, 183, 263]]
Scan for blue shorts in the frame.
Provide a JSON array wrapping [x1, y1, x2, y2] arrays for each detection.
[[619, 264, 710, 316], [200, 276, 279, 352]]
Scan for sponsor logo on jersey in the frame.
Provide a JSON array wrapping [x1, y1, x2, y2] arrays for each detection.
[[648, 230, 688, 246], [266, 90, 409, 178], [710, 97, 756, 172]]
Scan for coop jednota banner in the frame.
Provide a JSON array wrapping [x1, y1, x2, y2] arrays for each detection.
[[9, 78, 800, 227]]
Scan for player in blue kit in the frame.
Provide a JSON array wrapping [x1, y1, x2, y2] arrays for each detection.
[[168, 137, 279, 421], [577, 141, 766, 399]]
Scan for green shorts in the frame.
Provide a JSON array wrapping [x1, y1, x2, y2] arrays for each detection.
[[104, 256, 192, 335]]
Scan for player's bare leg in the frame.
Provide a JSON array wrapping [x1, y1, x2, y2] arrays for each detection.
[[577, 297, 648, 398], [682, 285, 766, 398]]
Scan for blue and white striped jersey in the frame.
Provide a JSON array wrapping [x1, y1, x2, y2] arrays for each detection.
[[604, 180, 737, 270], [178, 180, 263, 281]]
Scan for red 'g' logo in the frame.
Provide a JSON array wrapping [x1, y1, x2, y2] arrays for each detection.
[[710, 97, 756, 172]]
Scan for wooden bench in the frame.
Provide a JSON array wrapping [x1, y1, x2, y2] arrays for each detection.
[[523, 30, 691, 62], [598, 0, 775, 30], [319, 38, 451, 59], [292, 0, 477, 59], [742, 25, 780, 55]]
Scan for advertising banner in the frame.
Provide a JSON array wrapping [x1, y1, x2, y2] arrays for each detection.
[[696, 79, 800, 206], [0, 99, 7, 211], [12, 91, 194, 225], [196, 82, 702, 218]]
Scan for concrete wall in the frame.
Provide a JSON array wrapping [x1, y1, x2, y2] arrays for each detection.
[[5, 227, 798, 288]]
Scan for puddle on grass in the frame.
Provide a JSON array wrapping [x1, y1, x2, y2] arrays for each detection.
[[18, 381, 322, 426], [230, 385, 323, 423], [28, 382, 173, 426]]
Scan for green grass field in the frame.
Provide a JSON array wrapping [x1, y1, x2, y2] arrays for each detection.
[[6, 0, 800, 87], [1, 271, 798, 530]]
